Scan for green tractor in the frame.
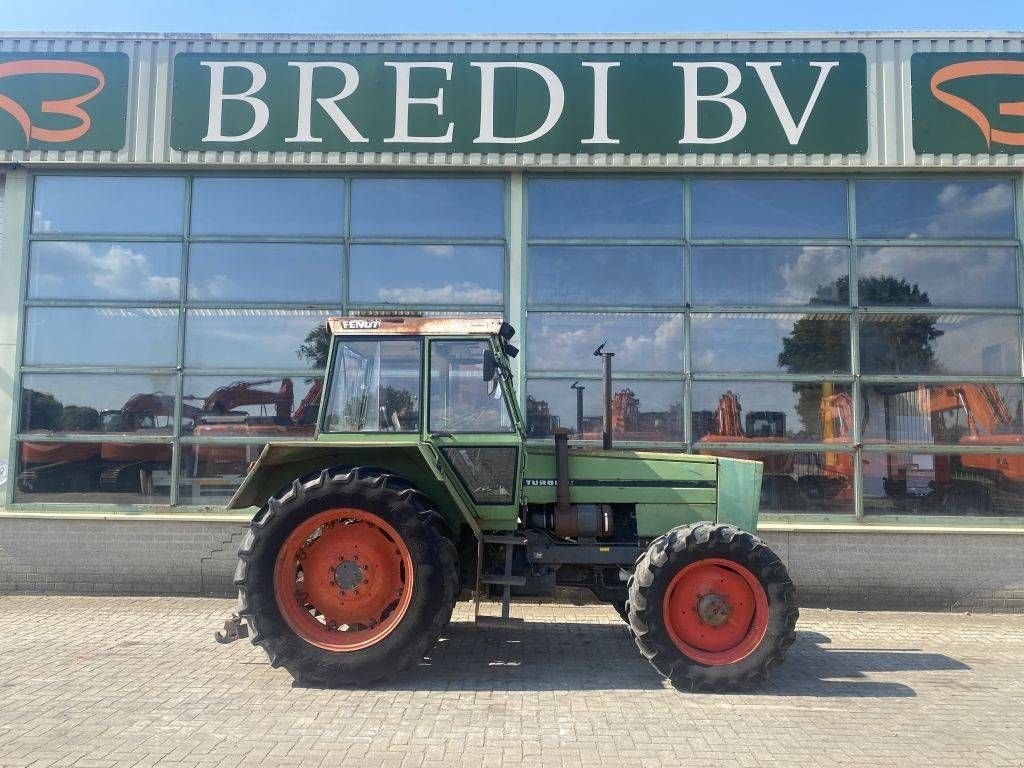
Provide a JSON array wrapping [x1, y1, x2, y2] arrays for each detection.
[[224, 316, 798, 691]]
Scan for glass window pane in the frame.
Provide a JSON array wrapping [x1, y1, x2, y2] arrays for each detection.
[[429, 340, 513, 433], [351, 178, 504, 238], [178, 444, 262, 506], [349, 245, 503, 306], [856, 179, 1015, 239], [692, 381, 853, 444], [190, 177, 344, 236], [527, 312, 684, 373], [31, 176, 185, 234], [528, 179, 684, 238], [526, 378, 684, 442], [20, 374, 179, 436], [441, 446, 517, 504], [23, 307, 179, 368], [691, 246, 849, 306], [14, 440, 172, 504], [862, 383, 1023, 446], [691, 313, 851, 374], [323, 340, 422, 433], [183, 376, 323, 438], [28, 241, 181, 301], [862, 451, 1024, 516], [858, 247, 1018, 308], [697, 447, 856, 514], [185, 309, 331, 371], [187, 243, 342, 303], [528, 246, 683, 306], [691, 180, 847, 239], [860, 314, 1021, 376]]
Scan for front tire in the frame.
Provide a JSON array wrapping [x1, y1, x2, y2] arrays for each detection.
[[235, 466, 459, 686], [627, 522, 797, 691]]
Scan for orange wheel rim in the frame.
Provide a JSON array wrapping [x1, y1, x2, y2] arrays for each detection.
[[662, 557, 769, 666], [273, 508, 414, 652]]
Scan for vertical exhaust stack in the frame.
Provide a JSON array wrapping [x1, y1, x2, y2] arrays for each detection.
[[594, 343, 615, 450]]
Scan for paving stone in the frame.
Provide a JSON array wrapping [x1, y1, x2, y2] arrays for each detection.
[[0, 597, 1022, 767]]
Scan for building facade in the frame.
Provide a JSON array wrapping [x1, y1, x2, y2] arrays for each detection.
[[1, 32, 1023, 609]]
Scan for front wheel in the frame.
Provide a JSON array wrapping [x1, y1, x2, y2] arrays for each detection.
[[627, 522, 797, 691], [235, 467, 459, 686]]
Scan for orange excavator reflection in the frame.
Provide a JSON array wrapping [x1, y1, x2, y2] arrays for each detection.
[[698, 383, 1023, 514], [18, 379, 324, 497]]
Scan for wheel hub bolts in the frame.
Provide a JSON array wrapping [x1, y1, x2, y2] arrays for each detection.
[[697, 592, 732, 627]]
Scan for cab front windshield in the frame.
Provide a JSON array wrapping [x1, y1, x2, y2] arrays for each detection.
[[429, 340, 514, 434], [322, 339, 422, 433]]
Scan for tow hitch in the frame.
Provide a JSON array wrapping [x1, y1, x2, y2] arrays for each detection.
[[215, 613, 249, 644]]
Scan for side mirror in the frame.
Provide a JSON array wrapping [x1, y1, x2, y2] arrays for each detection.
[[483, 349, 497, 381]]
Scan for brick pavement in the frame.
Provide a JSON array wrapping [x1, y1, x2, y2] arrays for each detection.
[[0, 597, 1022, 767]]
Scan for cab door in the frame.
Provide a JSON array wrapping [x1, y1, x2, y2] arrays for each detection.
[[424, 338, 523, 529]]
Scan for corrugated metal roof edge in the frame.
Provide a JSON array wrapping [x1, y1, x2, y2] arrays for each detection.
[[1, 30, 1023, 42]]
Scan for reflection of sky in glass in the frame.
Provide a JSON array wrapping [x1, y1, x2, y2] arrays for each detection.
[[860, 314, 1021, 376], [185, 309, 332, 370], [528, 179, 684, 239], [691, 313, 850, 373], [527, 312, 684, 373], [528, 246, 683, 306], [187, 243, 343, 303], [858, 246, 1018, 307], [691, 246, 848, 306], [351, 179, 504, 238], [28, 241, 181, 301], [526, 378, 684, 441], [190, 177, 344, 236], [691, 381, 851, 442], [691, 180, 847, 238], [32, 176, 185, 234], [856, 180, 1015, 239], [24, 307, 179, 367], [349, 245, 503, 306], [20, 373, 177, 433]]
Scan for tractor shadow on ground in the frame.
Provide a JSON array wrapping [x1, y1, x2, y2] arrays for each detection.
[[303, 622, 970, 696]]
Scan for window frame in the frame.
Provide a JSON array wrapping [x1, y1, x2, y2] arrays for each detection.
[[521, 171, 1024, 525], [10, 171, 509, 509]]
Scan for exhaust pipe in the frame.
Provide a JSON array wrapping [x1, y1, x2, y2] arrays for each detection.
[[594, 343, 615, 450]]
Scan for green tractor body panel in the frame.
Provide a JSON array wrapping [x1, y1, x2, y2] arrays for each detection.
[[227, 315, 765, 541], [522, 447, 761, 535], [228, 439, 472, 538]]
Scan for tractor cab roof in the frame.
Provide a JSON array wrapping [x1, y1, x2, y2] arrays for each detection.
[[326, 315, 505, 337]]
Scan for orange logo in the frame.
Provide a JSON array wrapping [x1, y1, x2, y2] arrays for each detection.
[[930, 60, 1024, 147], [0, 59, 105, 145]]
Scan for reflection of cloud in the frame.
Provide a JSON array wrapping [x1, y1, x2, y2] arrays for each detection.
[[39, 241, 179, 299], [422, 245, 455, 257], [375, 283, 502, 305], [777, 247, 848, 303], [859, 246, 1016, 306], [189, 274, 231, 300], [529, 314, 684, 372], [919, 182, 1013, 238]]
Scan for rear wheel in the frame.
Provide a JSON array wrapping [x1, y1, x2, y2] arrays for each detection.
[[235, 467, 459, 685], [627, 522, 797, 691]]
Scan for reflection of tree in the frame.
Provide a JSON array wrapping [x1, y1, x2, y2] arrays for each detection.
[[60, 406, 100, 432], [298, 326, 330, 371], [779, 275, 943, 434], [21, 389, 63, 431]]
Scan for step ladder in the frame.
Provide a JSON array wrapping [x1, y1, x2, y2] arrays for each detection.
[[474, 534, 528, 622]]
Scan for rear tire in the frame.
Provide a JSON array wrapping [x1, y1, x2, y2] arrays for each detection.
[[235, 466, 459, 686], [627, 522, 797, 691]]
